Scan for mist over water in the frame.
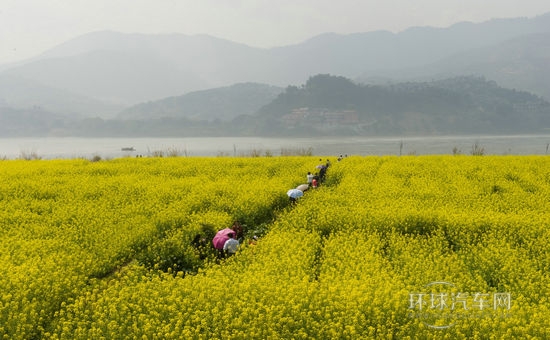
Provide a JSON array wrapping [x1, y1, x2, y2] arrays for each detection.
[[2, 135, 550, 160]]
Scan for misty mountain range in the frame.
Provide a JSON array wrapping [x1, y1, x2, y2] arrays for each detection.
[[1, 12, 550, 137], [117, 83, 283, 121]]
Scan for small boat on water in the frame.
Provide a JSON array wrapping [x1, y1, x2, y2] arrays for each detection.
[[121, 147, 136, 151]]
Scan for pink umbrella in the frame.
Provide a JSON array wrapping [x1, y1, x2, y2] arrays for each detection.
[[212, 228, 235, 250]]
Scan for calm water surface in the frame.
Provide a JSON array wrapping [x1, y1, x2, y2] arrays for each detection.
[[2, 135, 550, 159]]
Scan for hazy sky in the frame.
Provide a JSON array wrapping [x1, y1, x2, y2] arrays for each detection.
[[1, 0, 550, 64]]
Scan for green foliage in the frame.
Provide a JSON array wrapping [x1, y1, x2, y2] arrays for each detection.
[[258, 74, 550, 136], [136, 229, 205, 274]]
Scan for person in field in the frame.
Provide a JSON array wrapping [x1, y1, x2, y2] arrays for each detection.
[[319, 165, 327, 183], [231, 220, 244, 242], [307, 171, 314, 185], [223, 233, 240, 256]]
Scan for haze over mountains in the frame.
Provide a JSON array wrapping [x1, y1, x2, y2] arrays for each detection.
[[1, 12, 550, 137]]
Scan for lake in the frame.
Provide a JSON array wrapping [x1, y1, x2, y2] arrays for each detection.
[[2, 135, 550, 160]]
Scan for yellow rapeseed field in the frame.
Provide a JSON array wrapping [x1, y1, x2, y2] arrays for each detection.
[[1, 155, 549, 339]]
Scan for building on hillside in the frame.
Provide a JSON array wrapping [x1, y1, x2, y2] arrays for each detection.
[[281, 107, 359, 127]]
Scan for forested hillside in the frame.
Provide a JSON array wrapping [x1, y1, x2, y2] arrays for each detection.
[[118, 83, 283, 121], [253, 74, 550, 136], [3, 74, 549, 137]]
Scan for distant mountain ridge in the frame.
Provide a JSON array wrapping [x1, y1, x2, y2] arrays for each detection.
[[0, 106, 72, 137], [252, 74, 550, 136], [4, 74, 549, 137], [359, 32, 550, 100], [1, 12, 550, 136], [0, 74, 122, 117], [118, 83, 283, 121]]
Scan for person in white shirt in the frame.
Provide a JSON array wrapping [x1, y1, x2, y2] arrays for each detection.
[[307, 172, 314, 185], [223, 233, 240, 256]]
